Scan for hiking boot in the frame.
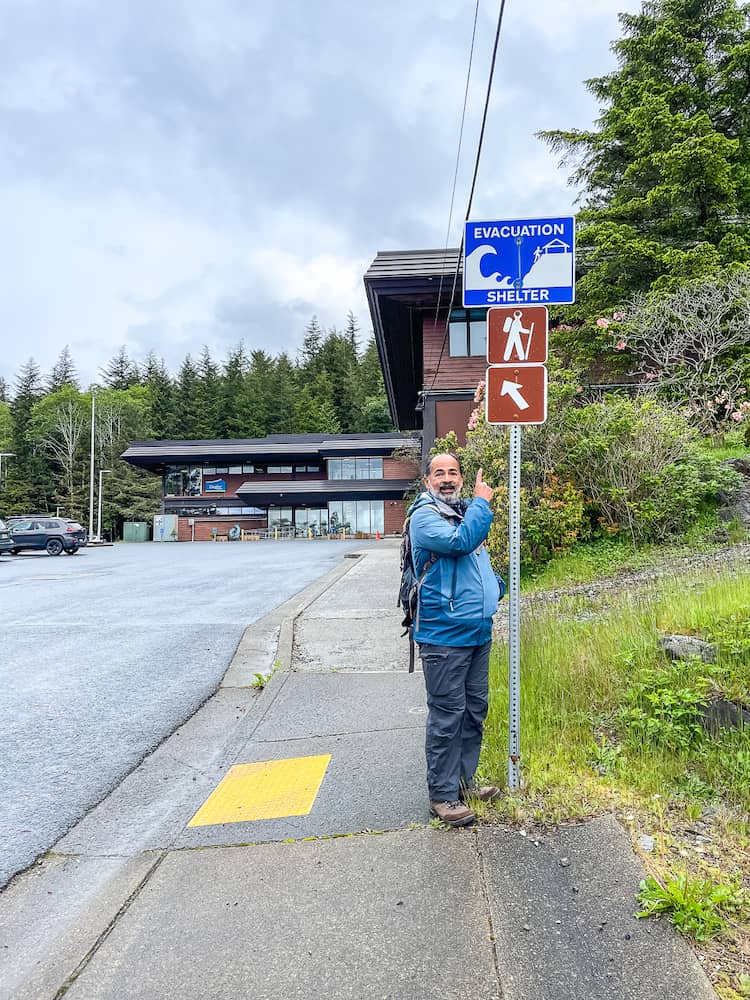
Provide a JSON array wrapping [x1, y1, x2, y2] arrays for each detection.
[[429, 800, 476, 827], [460, 783, 501, 803]]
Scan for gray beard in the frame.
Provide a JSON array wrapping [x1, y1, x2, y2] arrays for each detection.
[[428, 487, 461, 506]]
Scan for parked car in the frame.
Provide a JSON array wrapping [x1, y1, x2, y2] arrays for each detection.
[[0, 518, 13, 556], [8, 517, 86, 556]]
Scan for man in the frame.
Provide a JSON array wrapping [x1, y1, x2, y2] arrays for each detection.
[[407, 452, 501, 827]]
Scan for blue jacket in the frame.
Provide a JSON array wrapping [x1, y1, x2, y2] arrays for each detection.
[[408, 491, 499, 647]]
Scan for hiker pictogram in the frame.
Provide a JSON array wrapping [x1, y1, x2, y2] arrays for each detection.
[[487, 306, 548, 365]]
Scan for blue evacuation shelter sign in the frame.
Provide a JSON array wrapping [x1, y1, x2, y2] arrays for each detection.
[[463, 216, 575, 307]]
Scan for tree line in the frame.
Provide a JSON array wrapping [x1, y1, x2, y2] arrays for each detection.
[[0, 313, 392, 531], [541, 0, 750, 376]]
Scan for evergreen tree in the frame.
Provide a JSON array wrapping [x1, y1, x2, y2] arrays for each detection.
[[7, 358, 49, 511], [100, 346, 141, 389], [175, 355, 201, 438], [266, 354, 299, 434], [47, 345, 79, 393], [142, 352, 177, 439], [344, 311, 360, 355], [194, 346, 221, 438], [0, 401, 11, 450], [539, 0, 750, 318], [319, 329, 361, 432], [359, 336, 393, 432], [0, 376, 9, 402], [239, 350, 273, 438], [219, 343, 249, 438], [299, 316, 324, 378]]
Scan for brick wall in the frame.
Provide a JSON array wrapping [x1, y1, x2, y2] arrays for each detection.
[[384, 499, 409, 535], [383, 456, 420, 481], [422, 317, 485, 391]]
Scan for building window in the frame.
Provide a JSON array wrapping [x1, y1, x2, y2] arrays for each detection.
[[328, 457, 383, 480], [328, 500, 384, 535], [268, 506, 293, 529], [448, 309, 487, 357], [164, 465, 202, 497], [294, 507, 328, 535], [268, 465, 293, 475], [295, 464, 320, 473], [242, 463, 255, 474]]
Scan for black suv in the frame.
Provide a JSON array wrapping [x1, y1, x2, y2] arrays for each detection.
[[8, 517, 86, 556], [0, 518, 13, 556]]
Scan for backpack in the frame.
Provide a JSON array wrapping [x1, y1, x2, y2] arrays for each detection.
[[398, 504, 448, 673], [398, 503, 507, 672]]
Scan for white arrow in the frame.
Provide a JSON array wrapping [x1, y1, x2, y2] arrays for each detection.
[[500, 379, 530, 410]]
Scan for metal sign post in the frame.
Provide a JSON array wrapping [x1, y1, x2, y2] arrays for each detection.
[[485, 305, 551, 793], [507, 425, 522, 789], [475, 215, 575, 792]]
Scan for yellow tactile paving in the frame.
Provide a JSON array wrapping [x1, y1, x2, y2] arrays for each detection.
[[187, 754, 332, 826]]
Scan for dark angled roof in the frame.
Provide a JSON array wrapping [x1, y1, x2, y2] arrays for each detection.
[[364, 250, 463, 431], [235, 478, 413, 504], [122, 432, 420, 468], [364, 248, 461, 281]]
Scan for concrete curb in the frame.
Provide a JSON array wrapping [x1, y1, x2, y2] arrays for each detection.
[[220, 551, 364, 689]]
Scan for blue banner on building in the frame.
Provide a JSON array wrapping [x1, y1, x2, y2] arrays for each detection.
[[205, 479, 227, 493]]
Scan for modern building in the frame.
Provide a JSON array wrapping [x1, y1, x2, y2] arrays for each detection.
[[365, 248, 484, 453], [121, 433, 419, 541]]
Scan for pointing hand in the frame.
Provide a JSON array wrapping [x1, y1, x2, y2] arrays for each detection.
[[474, 468, 493, 502]]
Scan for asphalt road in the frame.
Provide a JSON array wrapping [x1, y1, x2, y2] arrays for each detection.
[[0, 539, 367, 887]]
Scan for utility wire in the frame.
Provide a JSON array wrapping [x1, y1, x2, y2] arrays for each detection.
[[429, 0, 481, 346], [428, 0, 508, 394]]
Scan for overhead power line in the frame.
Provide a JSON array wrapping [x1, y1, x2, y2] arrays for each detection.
[[429, 0, 481, 344], [428, 0, 509, 394]]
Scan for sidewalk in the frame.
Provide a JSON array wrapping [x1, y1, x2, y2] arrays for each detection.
[[0, 544, 717, 999]]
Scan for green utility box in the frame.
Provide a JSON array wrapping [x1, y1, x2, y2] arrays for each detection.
[[123, 521, 150, 542]]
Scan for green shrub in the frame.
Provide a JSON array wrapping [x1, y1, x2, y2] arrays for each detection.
[[616, 659, 709, 751], [559, 397, 739, 543]]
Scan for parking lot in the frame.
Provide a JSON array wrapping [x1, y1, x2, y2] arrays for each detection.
[[0, 539, 368, 886]]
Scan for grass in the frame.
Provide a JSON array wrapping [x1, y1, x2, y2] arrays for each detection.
[[485, 567, 750, 811], [482, 564, 750, 994], [521, 518, 725, 592]]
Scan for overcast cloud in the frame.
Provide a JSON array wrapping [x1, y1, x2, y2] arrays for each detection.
[[0, 0, 641, 388]]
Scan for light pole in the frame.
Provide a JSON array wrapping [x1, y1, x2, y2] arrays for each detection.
[[88, 387, 97, 539], [96, 469, 112, 542], [0, 452, 15, 486]]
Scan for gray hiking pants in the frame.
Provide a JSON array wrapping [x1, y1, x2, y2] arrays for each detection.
[[418, 641, 492, 801]]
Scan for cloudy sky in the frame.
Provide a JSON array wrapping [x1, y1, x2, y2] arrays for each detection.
[[0, 0, 641, 388]]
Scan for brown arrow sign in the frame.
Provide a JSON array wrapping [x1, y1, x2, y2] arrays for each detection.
[[485, 364, 548, 424]]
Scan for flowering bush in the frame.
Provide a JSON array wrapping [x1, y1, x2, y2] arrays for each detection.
[[558, 397, 740, 542]]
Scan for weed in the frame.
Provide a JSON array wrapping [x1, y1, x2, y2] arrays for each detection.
[[589, 734, 623, 776], [636, 872, 746, 942], [725, 517, 748, 544], [616, 659, 708, 752], [250, 672, 267, 690]]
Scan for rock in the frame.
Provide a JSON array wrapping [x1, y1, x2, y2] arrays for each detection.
[[718, 459, 750, 527], [559, 857, 571, 868], [725, 456, 750, 477], [659, 634, 717, 664], [700, 696, 750, 734], [638, 835, 656, 853]]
